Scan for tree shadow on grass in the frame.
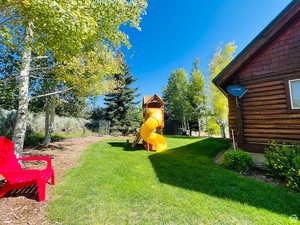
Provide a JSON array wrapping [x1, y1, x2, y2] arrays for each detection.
[[149, 138, 300, 217], [108, 142, 144, 151], [165, 135, 203, 140]]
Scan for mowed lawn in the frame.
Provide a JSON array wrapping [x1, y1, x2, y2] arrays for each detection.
[[48, 137, 300, 225]]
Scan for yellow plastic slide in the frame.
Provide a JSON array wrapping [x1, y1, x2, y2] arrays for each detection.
[[140, 108, 167, 152]]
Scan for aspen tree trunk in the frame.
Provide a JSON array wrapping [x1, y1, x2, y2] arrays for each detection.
[[220, 121, 226, 138], [12, 22, 33, 158], [206, 117, 208, 136], [43, 96, 55, 146], [182, 115, 186, 134], [187, 120, 191, 136], [198, 118, 201, 136]]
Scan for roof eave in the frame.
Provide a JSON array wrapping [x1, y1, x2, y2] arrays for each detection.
[[213, 0, 300, 88]]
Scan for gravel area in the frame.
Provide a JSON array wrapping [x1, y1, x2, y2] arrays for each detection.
[[0, 136, 115, 225]]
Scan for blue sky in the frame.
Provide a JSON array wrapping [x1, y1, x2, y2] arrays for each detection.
[[105, 0, 293, 105]]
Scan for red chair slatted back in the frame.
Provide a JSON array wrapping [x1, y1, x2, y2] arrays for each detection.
[[0, 137, 21, 170]]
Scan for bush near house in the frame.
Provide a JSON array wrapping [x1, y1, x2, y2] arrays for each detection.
[[222, 149, 254, 172], [264, 142, 300, 191]]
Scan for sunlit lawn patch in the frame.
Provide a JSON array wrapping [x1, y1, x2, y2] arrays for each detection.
[[49, 136, 300, 225]]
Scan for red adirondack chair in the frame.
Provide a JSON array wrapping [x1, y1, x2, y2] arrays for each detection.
[[0, 137, 55, 202]]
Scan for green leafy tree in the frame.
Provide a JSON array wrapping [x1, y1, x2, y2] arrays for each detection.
[[125, 106, 143, 132], [0, 45, 88, 146], [188, 58, 207, 136], [207, 118, 221, 136], [0, 0, 147, 157], [209, 42, 237, 138], [55, 95, 88, 118], [163, 69, 191, 132], [0, 45, 19, 110], [104, 64, 140, 135], [30, 70, 89, 146]]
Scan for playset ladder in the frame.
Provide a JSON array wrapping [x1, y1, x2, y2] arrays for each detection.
[[132, 132, 141, 148]]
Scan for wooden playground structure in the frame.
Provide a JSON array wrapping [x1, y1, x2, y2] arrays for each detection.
[[132, 94, 166, 151]]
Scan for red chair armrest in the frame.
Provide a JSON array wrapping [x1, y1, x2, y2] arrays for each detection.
[[18, 156, 53, 169], [0, 169, 40, 175], [0, 169, 41, 183]]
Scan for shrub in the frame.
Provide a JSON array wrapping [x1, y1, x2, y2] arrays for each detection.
[[222, 149, 254, 172], [0, 108, 16, 137], [0, 108, 90, 136], [110, 131, 122, 137], [24, 130, 44, 147], [264, 142, 300, 191]]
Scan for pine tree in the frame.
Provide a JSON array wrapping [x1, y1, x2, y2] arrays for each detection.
[[104, 64, 139, 135], [163, 69, 191, 132]]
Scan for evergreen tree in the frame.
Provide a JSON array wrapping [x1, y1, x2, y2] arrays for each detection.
[[163, 68, 191, 132], [104, 64, 139, 135]]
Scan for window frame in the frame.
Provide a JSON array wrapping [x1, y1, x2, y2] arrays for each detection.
[[288, 79, 300, 110], [285, 75, 300, 113]]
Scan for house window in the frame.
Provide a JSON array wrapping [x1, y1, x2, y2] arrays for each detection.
[[289, 79, 300, 109]]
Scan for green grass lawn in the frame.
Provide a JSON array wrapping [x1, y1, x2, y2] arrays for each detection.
[[48, 136, 300, 225]]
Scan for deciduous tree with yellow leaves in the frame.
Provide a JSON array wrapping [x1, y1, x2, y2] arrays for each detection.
[[0, 0, 147, 157], [209, 42, 237, 138]]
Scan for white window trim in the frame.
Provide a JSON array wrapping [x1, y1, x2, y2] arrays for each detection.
[[289, 79, 300, 110]]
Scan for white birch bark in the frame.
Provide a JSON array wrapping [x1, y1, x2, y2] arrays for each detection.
[[186, 119, 190, 136], [198, 118, 201, 136], [182, 115, 186, 133], [12, 22, 33, 158], [220, 121, 226, 138]]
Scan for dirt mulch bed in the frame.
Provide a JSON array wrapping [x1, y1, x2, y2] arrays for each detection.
[[0, 135, 119, 225], [246, 168, 285, 187]]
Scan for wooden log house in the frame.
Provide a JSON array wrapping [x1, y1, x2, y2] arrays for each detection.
[[213, 0, 300, 151]]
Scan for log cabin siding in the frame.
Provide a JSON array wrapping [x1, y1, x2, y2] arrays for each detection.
[[236, 13, 300, 82], [228, 77, 300, 147], [213, 1, 300, 151], [229, 16, 300, 146], [242, 80, 300, 143], [227, 14, 300, 147]]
